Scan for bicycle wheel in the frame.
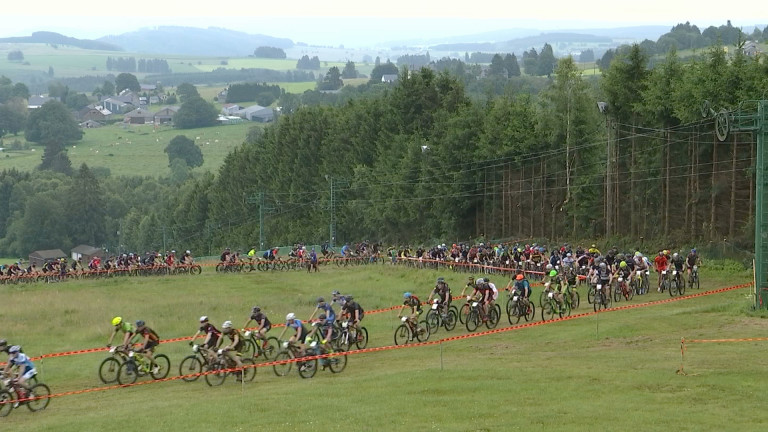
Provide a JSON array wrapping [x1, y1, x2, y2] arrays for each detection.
[[273, 351, 293, 376], [667, 279, 676, 296], [394, 324, 411, 346], [260, 337, 280, 360], [465, 310, 480, 332], [416, 320, 431, 342], [695, 276, 700, 290], [179, 355, 203, 382], [444, 309, 457, 331], [215, 263, 225, 273], [117, 360, 138, 385], [626, 286, 635, 301], [613, 285, 622, 303], [571, 291, 580, 309], [98, 357, 121, 384], [241, 339, 255, 358], [150, 354, 171, 379], [190, 265, 202, 275], [506, 299, 516, 324], [298, 358, 318, 379], [25, 383, 51, 412], [486, 305, 500, 329], [539, 291, 546, 308], [240, 358, 257, 382], [523, 301, 535, 322], [456, 303, 468, 324], [204, 363, 227, 386], [678, 278, 686, 296], [588, 286, 595, 304], [329, 350, 348, 373], [542, 301, 555, 321], [355, 327, 368, 349], [0, 390, 13, 417], [426, 310, 440, 335]]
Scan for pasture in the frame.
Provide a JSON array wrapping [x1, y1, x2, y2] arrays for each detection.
[[0, 263, 764, 431], [0, 122, 256, 177]]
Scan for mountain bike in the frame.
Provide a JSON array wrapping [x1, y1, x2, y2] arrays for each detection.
[[541, 290, 570, 321], [117, 349, 171, 384], [506, 290, 535, 324], [425, 299, 458, 334], [669, 269, 685, 296], [688, 265, 700, 290], [99, 345, 131, 384], [241, 330, 280, 360], [179, 344, 217, 382], [613, 276, 634, 302], [465, 300, 499, 332], [394, 316, 430, 345], [0, 377, 50, 416], [204, 349, 256, 386], [305, 339, 347, 374], [272, 340, 316, 379], [593, 282, 612, 311], [335, 320, 368, 350]]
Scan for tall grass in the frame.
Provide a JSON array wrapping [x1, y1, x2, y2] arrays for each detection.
[[0, 265, 760, 431]]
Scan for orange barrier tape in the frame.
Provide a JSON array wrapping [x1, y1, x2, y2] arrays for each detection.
[[686, 337, 768, 343]]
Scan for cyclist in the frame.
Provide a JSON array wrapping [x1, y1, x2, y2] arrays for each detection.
[[398, 292, 422, 326], [107, 316, 135, 349], [181, 250, 194, 265], [309, 297, 336, 323], [543, 268, 565, 312], [484, 277, 498, 311], [188, 316, 220, 356], [283, 313, 309, 356], [2, 345, 36, 406], [341, 295, 365, 341], [459, 276, 476, 298], [242, 306, 272, 352], [0, 339, 8, 354], [220, 247, 231, 264], [308, 248, 319, 272], [508, 273, 532, 309], [654, 251, 669, 292], [216, 321, 244, 373], [685, 248, 701, 280], [670, 252, 685, 286], [331, 290, 348, 307], [341, 243, 350, 257], [588, 244, 601, 257], [305, 313, 335, 360], [596, 262, 612, 302], [132, 320, 160, 374], [427, 277, 452, 311], [613, 261, 632, 294], [467, 278, 492, 320]]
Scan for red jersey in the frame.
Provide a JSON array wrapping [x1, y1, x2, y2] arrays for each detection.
[[654, 255, 668, 271]]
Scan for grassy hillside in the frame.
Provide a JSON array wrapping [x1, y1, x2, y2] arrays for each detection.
[[0, 122, 255, 177], [0, 264, 763, 431]]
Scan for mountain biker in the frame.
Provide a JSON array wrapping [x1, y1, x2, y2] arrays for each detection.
[[613, 261, 632, 291], [596, 262, 612, 301], [341, 295, 365, 339], [670, 252, 685, 284], [220, 247, 231, 264], [243, 306, 272, 350], [189, 316, 221, 350], [305, 313, 335, 356], [216, 321, 244, 376], [398, 292, 422, 326], [427, 277, 452, 310], [107, 316, 135, 348], [2, 345, 36, 406], [132, 320, 160, 374], [181, 250, 194, 265], [309, 297, 336, 323], [484, 277, 498, 310], [331, 290, 348, 307], [685, 248, 701, 280], [509, 273, 532, 308], [283, 313, 309, 355], [654, 251, 669, 291]]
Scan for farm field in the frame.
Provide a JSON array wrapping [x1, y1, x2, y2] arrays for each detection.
[[0, 263, 763, 431], [0, 122, 256, 177]]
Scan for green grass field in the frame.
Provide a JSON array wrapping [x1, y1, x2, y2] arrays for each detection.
[[0, 122, 255, 177], [0, 263, 762, 431]]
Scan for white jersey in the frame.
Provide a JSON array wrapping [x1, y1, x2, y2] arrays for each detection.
[[489, 283, 498, 301]]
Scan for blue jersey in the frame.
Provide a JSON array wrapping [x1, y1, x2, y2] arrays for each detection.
[[341, 245, 349, 256], [318, 303, 336, 321], [10, 353, 35, 374]]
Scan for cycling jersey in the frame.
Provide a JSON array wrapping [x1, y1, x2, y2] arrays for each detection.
[[343, 301, 364, 320], [654, 255, 668, 271], [250, 312, 272, 329], [199, 323, 221, 337], [317, 303, 336, 322], [137, 326, 160, 343], [686, 253, 698, 267], [10, 353, 35, 375], [513, 279, 531, 297], [224, 329, 245, 352]]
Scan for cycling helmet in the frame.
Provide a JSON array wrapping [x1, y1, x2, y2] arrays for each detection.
[[332, 290, 341, 296], [316, 297, 325, 304], [251, 306, 261, 313], [476, 278, 484, 286], [599, 262, 607, 269], [186, 250, 191, 254], [658, 251, 663, 256], [468, 276, 474, 282], [619, 261, 627, 268], [404, 292, 412, 299], [635, 251, 642, 257], [8, 345, 20, 354], [199, 315, 208, 323], [222, 320, 233, 329], [516, 274, 524, 281], [673, 253, 679, 259], [567, 253, 572, 257], [346, 295, 354, 301], [549, 270, 557, 277], [691, 248, 697, 253], [135, 320, 145, 327], [286, 313, 296, 321], [111, 316, 122, 326], [436, 277, 445, 283], [0, 339, 7, 347], [318, 314, 327, 320], [546, 264, 553, 271]]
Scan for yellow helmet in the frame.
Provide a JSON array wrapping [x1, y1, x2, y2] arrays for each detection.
[[111, 316, 122, 326]]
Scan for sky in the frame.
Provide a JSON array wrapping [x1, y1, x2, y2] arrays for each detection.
[[1, 1, 766, 46]]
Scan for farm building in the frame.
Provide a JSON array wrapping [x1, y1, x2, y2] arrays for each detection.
[[154, 106, 179, 124], [236, 105, 274, 122], [28, 249, 67, 267], [124, 108, 155, 125], [71, 244, 106, 264]]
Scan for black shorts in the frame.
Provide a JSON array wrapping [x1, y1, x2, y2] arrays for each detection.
[[143, 340, 159, 351], [205, 336, 219, 349]]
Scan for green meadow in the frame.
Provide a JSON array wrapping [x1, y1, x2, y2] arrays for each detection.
[[0, 263, 764, 431]]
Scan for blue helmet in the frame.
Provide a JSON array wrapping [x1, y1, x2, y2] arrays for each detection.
[[404, 292, 412, 299]]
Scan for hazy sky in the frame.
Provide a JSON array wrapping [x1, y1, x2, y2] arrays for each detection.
[[2, 0, 765, 46]]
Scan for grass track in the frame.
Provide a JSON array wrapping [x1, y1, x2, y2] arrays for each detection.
[[0, 264, 762, 431]]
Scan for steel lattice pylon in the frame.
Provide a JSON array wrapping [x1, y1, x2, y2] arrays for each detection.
[[710, 100, 768, 307]]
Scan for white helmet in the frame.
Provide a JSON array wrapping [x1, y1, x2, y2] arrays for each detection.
[[199, 316, 208, 323], [222, 320, 232, 329], [286, 313, 295, 321]]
